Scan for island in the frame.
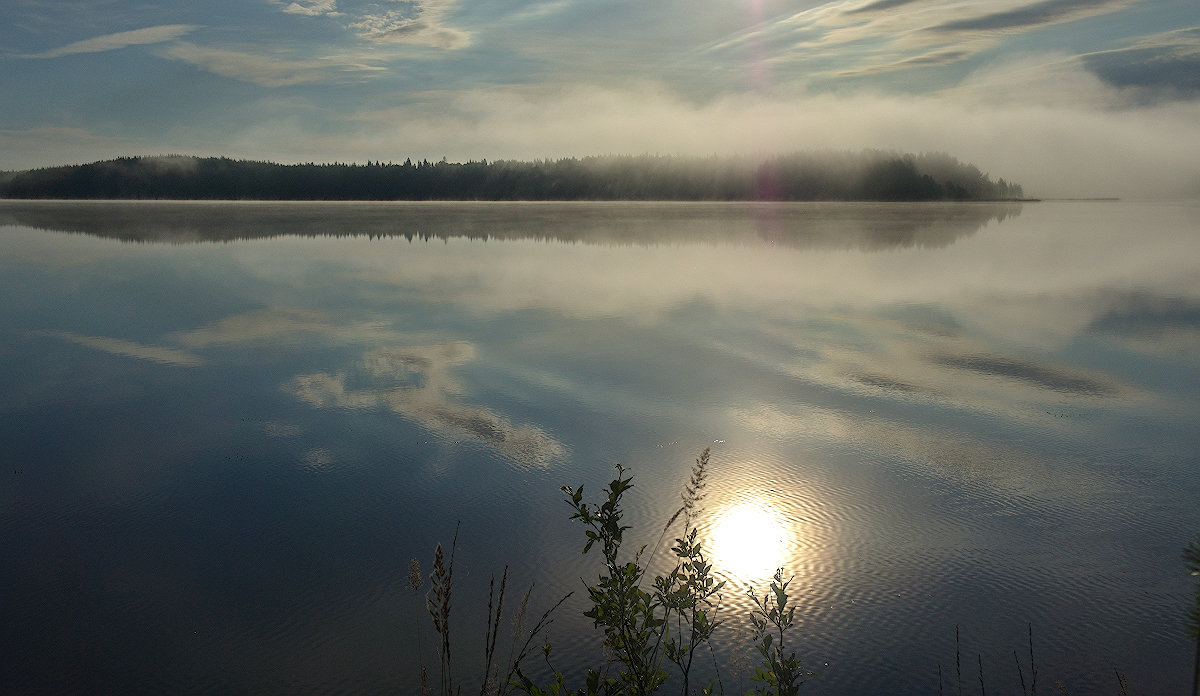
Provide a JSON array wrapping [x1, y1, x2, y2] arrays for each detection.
[[0, 151, 1025, 201]]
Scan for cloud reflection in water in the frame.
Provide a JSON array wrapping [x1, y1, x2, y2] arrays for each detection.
[[37, 330, 205, 366], [284, 342, 566, 468]]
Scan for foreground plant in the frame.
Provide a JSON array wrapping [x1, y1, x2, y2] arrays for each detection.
[[419, 448, 808, 696], [518, 448, 810, 696], [415, 522, 569, 696], [658, 450, 725, 696], [747, 569, 813, 696], [427, 526, 459, 696], [556, 451, 725, 696], [562, 462, 669, 695]]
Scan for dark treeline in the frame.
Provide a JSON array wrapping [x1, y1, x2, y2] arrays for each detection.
[[0, 151, 1025, 201]]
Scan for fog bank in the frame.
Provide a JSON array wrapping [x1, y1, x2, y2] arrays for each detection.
[[4, 62, 1198, 200]]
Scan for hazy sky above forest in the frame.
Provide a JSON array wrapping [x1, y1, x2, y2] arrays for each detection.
[[2, 0, 1198, 197]]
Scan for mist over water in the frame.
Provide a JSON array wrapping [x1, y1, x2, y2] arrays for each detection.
[[1, 200, 1198, 695]]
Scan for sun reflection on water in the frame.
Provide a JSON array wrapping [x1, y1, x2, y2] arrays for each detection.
[[707, 498, 791, 584]]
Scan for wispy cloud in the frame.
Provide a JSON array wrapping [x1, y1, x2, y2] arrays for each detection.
[[845, 0, 926, 14], [18, 24, 200, 59], [710, 0, 1141, 82], [504, 0, 576, 23], [930, 352, 1119, 396], [836, 48, 971, 76], [172, 307, 399, 347], [38, 330, 204, 366], [729, 400, 1124, 512], [928, 0, 1133, 33], [272, 0, 471, 49], [160, 42, 385, 86]]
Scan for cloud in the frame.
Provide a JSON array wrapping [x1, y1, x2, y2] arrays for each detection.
[[728, 400, 1126, 511], [1086, 292, 1200, 359], [711, 0, 1140, 83], [751, 307, 1141, 430], [349, 0, 472, 49], [173, 307, 333, 347], [273, 0, 472, 49], [18, 25, 201, 59], [172, 307, 399, 347], [930, 353, 1119, 396], [504, 0, 576, 23], [281, 0, 339, 16], [37, 330, 205, 366], [1080, 27, 1200, 98], [160, 42, 384, 86], [284, 342, 566, 467], [845, 0, 926, 14], [929, 0, 1133, 33], [168, 307, 565, 465], [837, 48, 972, 76]]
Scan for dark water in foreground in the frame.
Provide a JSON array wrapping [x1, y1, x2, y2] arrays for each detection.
[[2, 200, 1198, 695]]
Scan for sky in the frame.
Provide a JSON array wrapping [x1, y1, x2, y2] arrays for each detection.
[[1, 0, 1198, 197]]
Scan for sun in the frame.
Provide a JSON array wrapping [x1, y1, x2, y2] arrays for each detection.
[[707, 500, 791, 583]]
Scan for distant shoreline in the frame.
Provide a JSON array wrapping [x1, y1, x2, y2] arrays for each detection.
[[0, 152, 1026, 202], [0, 197, 1038, 203]]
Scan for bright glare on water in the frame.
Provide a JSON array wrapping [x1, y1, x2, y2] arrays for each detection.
[[709, 500, 791, 583]]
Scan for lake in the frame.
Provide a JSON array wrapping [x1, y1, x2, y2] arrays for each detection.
[[2, 199, 1198, 695]]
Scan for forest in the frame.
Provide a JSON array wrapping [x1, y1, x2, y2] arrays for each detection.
[[0, 151, 1025, 201]]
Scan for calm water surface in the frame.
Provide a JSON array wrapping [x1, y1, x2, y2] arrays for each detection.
[[2, 200, 1198, 695]]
